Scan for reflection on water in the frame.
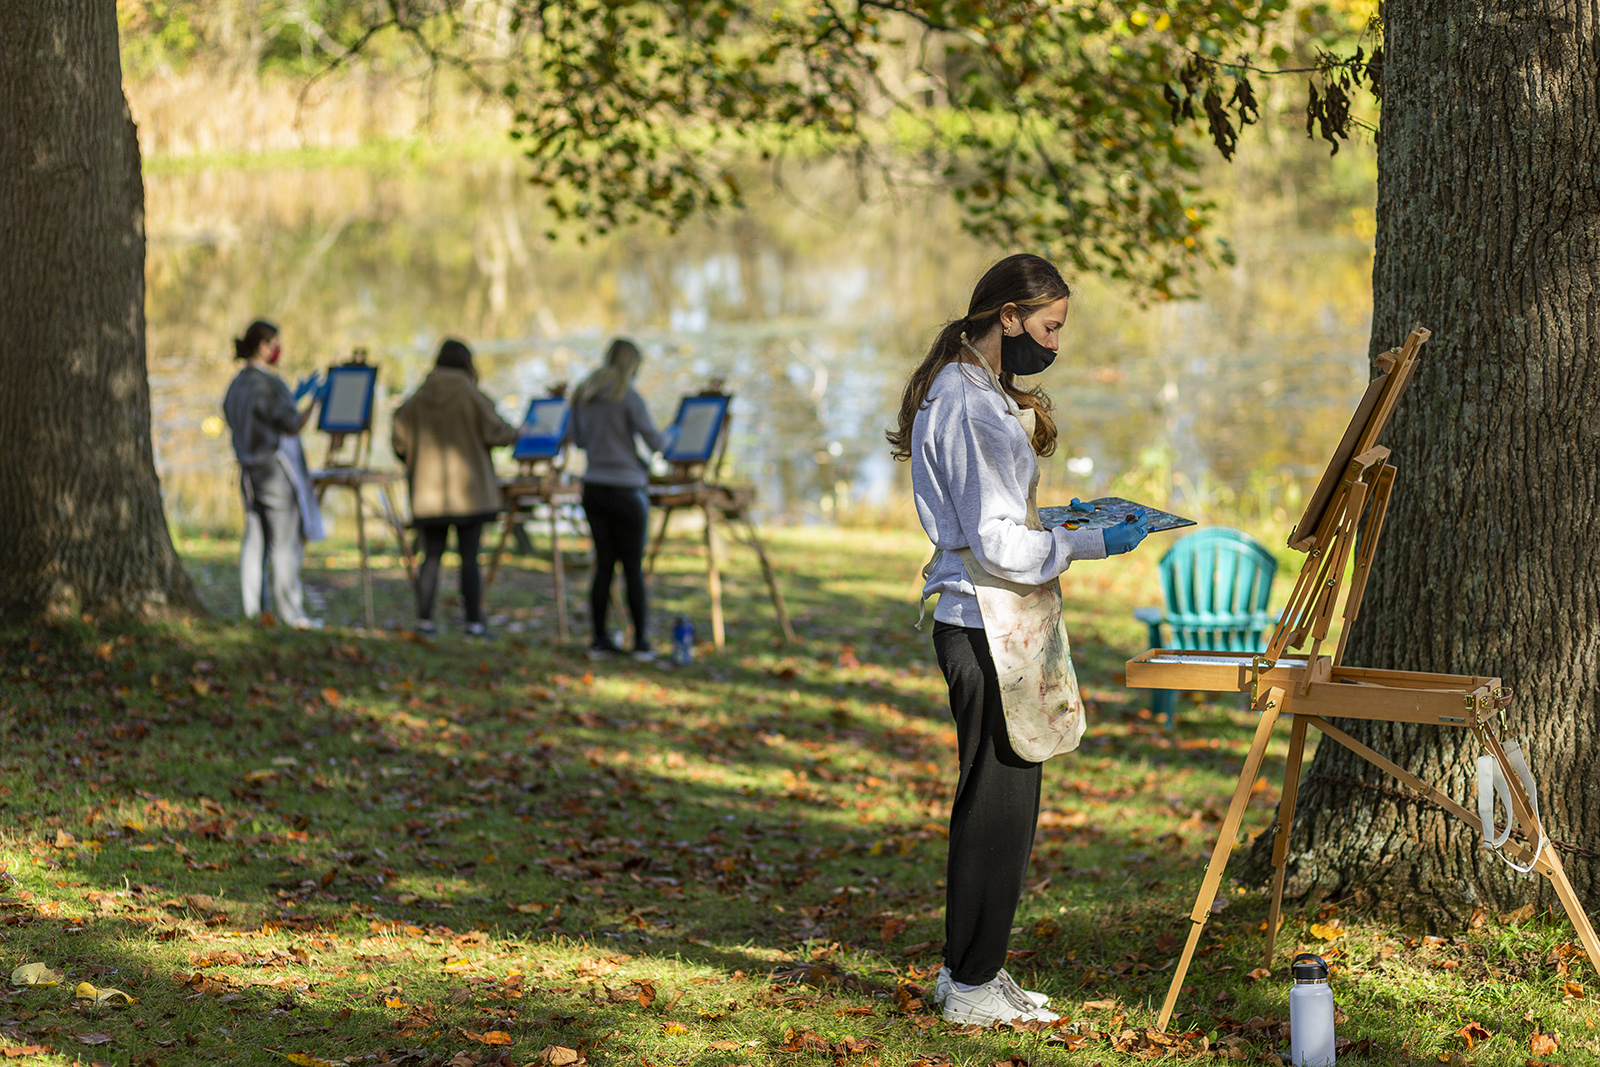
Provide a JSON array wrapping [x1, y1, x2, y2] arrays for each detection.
[[145, 150, 1377, 536]]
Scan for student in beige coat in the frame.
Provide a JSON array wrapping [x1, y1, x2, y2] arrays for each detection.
[[392, 339, 519, 636]]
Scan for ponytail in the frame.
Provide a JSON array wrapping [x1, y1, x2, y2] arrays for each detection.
[[234, 319, 279, 361], [885, 318, 979, 460], [886, 254, 1069, 460]]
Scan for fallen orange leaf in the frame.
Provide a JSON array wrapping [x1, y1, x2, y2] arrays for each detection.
[[1531, 1032, 1559, 1057], [1453, 1021, 1492, 1049]]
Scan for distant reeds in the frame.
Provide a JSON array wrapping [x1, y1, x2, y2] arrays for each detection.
[[126, 65, 507, 161]]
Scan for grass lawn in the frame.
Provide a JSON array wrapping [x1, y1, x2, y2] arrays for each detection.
[[1, 522, 1593, 1067]]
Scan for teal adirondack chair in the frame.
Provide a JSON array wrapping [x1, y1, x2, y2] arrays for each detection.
[[1133, 527, 1279, 727]]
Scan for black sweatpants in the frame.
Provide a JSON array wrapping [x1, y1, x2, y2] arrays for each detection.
[[582, 483, 650, 650], [416, 520, 485, 624], [934, 620, 1042, 986]]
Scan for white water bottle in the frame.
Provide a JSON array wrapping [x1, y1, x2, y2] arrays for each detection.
[[1289, 952, 1336, 1066]]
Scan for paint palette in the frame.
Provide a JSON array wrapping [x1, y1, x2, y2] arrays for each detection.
[[1037, 496, 1196, 533]]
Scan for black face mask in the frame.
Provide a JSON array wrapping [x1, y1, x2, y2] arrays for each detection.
[[1000, 328, 1056, 377]]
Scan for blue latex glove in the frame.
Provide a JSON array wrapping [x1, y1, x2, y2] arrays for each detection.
[[1103, 513, 1150, 556], [1068, 497, 1095, 513], [292, 372, 322, 402]]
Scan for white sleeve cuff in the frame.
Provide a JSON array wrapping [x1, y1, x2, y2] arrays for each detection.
[[1056, 525, 1108, 561]]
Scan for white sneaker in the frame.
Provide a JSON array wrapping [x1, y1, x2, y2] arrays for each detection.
[[935, 966, 1049, 1008], [940, 974, 1059, 1026], [997, 968, 1051, 1008]]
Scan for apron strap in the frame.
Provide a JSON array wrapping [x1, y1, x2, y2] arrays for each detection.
[[914, 550, 941, 632]]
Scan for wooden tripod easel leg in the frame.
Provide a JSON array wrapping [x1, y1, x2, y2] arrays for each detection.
[[1263, 715, 1309, 969], [377, 484, 416, 586], [1477, 729, 1600, 978], [484, 499, 522, 593], [1536, 847, 1600, 979], [704, 501, 725, 649], [735, 509, 796, 644], [550, 503, 568, 645], [1158, 688, 1286, 1031], [355, 487, 374, 630], [646, 506, 675, 576]]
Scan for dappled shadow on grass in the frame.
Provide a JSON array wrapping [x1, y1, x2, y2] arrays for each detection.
[[0, 614, 1286, 1062], [11, 530, 1579, 1066]]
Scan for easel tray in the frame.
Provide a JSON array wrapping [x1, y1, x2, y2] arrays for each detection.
[[1126, 648, 1330, 693]]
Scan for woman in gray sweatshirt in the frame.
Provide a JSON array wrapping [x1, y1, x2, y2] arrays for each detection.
[[888, 254, 1149, 1026], [570, 338, 671, 658], [222, 319, 318, 628]]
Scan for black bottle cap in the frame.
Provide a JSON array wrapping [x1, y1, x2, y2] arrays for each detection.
[[1291, 953, 1329, 980]]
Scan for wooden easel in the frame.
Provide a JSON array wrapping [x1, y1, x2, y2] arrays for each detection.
[[484, 454, 582, 643], [310, 355, 413, 630], [645, 392, 796, 650], [1126, 328, 1600, 1031]]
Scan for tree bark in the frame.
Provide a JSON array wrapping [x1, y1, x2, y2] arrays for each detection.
[[0, 1, 199, 622], [1249, 0, 1600, 922]]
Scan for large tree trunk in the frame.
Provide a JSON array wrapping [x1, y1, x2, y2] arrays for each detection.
[[0, 1, 199, 622], [1255, 0, 1600, 922]]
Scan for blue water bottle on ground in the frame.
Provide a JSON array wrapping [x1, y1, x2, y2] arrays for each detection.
[[672, 615, 695, 666]]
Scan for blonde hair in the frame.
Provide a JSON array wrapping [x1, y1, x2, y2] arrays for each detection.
[[575, 338, 642, 406]]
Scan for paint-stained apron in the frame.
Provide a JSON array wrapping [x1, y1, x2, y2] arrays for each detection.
[[923, 362, 1087, 762]]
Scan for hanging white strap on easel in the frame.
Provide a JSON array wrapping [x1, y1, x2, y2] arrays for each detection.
[[1476, 740, 1547, 873]]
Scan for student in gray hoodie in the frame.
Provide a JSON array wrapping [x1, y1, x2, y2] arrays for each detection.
[[887, 254, 1149, 1027], [222, 319, 318, 628], [570, 338, 671, 659]]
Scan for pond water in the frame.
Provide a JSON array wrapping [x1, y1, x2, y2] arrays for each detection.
[[144, 144, 1378, 536]]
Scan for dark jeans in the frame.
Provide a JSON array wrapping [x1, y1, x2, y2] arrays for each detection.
[[415, 520, 485, 623], [933, 620, 1042, 986], [582, 483, 649, 650]]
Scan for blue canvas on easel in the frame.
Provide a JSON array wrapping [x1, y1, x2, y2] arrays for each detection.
[[318, 364, 378, 434], [513, 396, 571, 461], [664, 394, 730, 463]]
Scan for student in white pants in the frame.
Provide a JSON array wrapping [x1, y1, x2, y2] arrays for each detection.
[[222, 319, 321, 628]]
